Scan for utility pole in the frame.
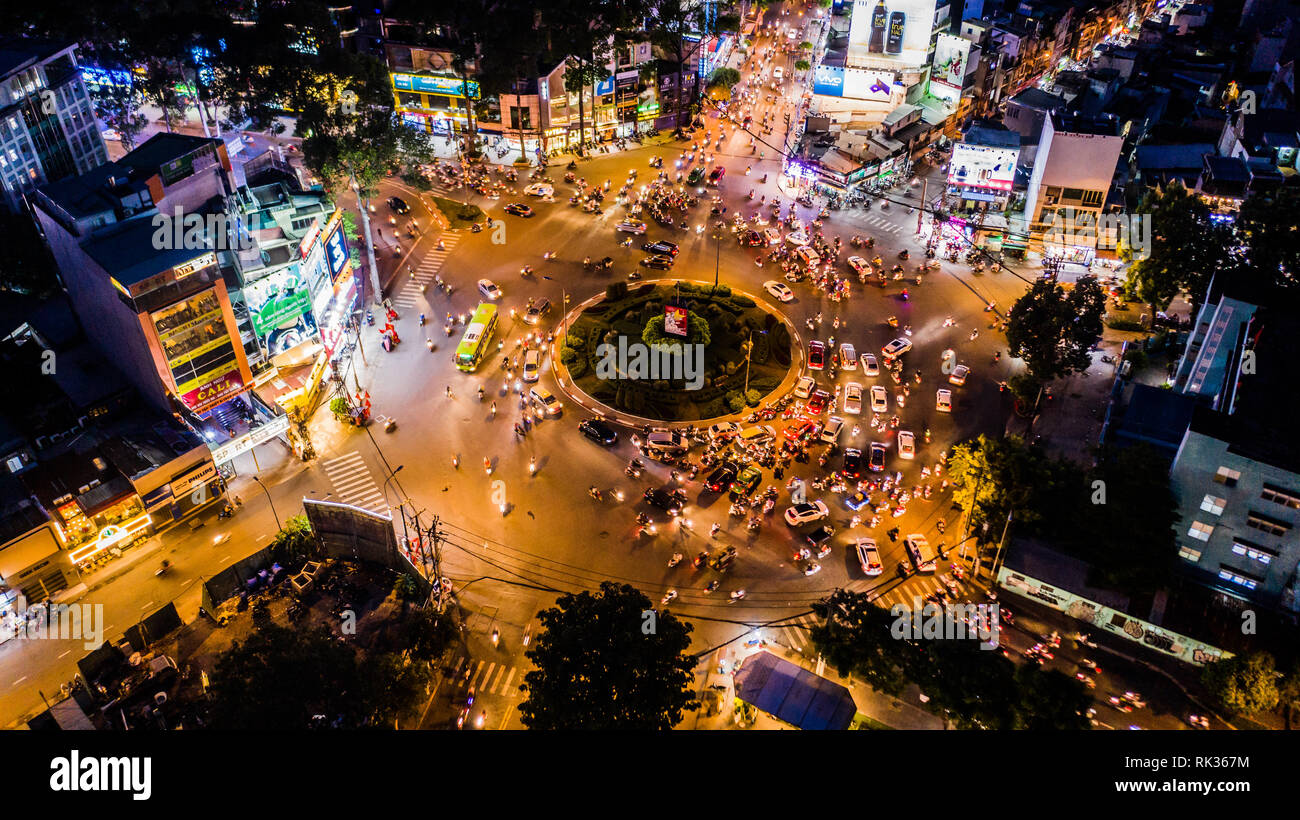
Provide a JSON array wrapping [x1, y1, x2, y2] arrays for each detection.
[[916, 177, 927, 234], [989, 509, 1013, 582]]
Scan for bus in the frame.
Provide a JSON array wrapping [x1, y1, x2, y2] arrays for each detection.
[[455, 303, 498, 371], [904, 533, 937, 573]]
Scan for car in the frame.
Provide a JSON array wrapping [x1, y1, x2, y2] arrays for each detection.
[[736, 425, 777, 447], [578, 418, 618, 445], [523, 182, 554, 197], [740, 229, 765, 247], [708, 546, 738, 571], [847, 256, 871, 277], [794, 246, 821, 267], [842, 448, 863, 478], [100, 128, 122, 141], [387, 196, 410, 214], [707, 166, 726, 184], [763, 227, 782, 245], [868, 442, 887, 472], [529, 386, 563, 416], [503, 202, 534, 217], [806, 389, 831, 415], [785, 232, 810, 246], [949, 364, 970, 386], [729, 465, 763, 500], [705, 464, 739, 493], [644, 486, 687, 515], [641, 240, 679, 256], [641, 255, 675, 269], [807, 341, 826, 370], [707, 422, 741, 441], [477, 279, 503, 300], [936, 389, 953, 412], [764, 280, 795, 302], [845, 491, 870, 511], [524, 298, 552, 325], [617, 220, 647, 234], [784, 500, 830, 526], [861, 353, 879, 377], [855, 538, 883, 576], [686, 168, 706, 185], [869, 385, 888, 413], [803, 525, 835, 556], [784, 418, 819, 442], [773, 66, 784, 81], [897, 430, 915, 459], [821, 416, 844, 444], [841, 382, 863, 415], [838, 344, 857, 370], [522, 349, 542, 383], [882, 338, 913, 359], [794, 375, 816, 399]]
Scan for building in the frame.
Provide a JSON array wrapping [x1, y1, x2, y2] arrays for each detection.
[[1168, 280, 1300, 615], [0, 38, 107, 212]]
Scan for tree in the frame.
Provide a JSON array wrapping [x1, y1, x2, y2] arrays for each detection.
[[267, 515, 319, 566], [1004, 276, 1105, 383], [1013, 664, 1092, 729], [1233, 186, 1300, 290], [1202, 651, 1280, 716], [810, 589, 909, 696], [794, 59, 811, 72], [1126, 181, 1232, 310], [646, 0, 736, 131], [0, 210, 61, 295], [518, 582, 697, 729]]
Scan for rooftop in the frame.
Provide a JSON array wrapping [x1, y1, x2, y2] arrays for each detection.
[[1008, 87, 1067, 112], [80, 218, 209, 287], [0, 36, 72, 79], [733, 651, 857, 730]]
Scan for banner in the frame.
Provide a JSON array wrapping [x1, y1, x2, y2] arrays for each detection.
[[948, 144, 1018, 192], [847, 0, 939, 69], [664, 305, 688, 338]]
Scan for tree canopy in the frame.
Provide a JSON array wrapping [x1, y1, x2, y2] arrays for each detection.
[[1004, 276, 1105, 384]]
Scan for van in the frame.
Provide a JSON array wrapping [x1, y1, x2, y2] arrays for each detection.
[[737, 425, 777, 447], [795, 246, 821, 267]]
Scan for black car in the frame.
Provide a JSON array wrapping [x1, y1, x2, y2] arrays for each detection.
[[803, 525, 836, 555], [641, 255, 674, 269], [842, 448, 863, 478], [504, 203, 534, 217], [387, 196, 410, 214], [579, 418, 618, 446], [642, 240, 680, 256], [644, 486, 687, 515], [705, 464, 738, 493], [740, 230, 765, 247]]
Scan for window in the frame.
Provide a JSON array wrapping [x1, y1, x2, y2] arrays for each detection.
[[5, 455, 21, 473], [1178, 545, 1202, 562], [1214, 466, 1241, 487], [1246, 511, 1290, 537], [1217, 566, 1259, 590], [1187, 521, 1215, 541], [1231, 538, 1275, 565], [1081, 189, 1103, 207], [1200, 494, 1226, 515], [1260, 484, 1300, 510]]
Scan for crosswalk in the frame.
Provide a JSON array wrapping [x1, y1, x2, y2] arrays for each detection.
[[871, 573, 972, 611], [320, 451, 389, 514], [859, 213, 904, 234], [449, 656, 525, 699], [776, 613, 823, 652], [391, 232, 462, 310]]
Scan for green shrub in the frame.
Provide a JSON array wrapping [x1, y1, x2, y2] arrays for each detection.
[[1107, 318, 1147, 332], [329, 397, 351, 420], [745, 389, 762, 407], [606, 282, 629, 301], [726, 390, 746, 413]]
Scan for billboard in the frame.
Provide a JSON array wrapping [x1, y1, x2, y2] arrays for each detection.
[[664, 305, 689, 338], [324, 225, 348, 279], [847, 0, 939, 69], [392, 72, 480, 99], [947, 144, 1018, 192], [244, 267, 318, 355], [814, 65, 900, 101], [931, 34, 971, 89]]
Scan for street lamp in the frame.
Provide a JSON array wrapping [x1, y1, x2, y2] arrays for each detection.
[[251, 475, 281, 532], [743, 328, 767, 396]]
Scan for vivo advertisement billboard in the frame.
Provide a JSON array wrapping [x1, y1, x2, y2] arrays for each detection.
[[813, 64, 846, 97], [815, 64, 901, 102], [847, 0, 939, 69], [948, 144, 1019, 192]]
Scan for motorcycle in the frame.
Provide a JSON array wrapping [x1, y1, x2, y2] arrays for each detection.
[[668, 552, 684, 568]]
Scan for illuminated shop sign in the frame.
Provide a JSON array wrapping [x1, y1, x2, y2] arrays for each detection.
[[392, 73, 480, 99]]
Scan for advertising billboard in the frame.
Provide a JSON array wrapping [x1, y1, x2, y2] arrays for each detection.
[[931, 34, 971, 89], [392, 72, 480, 99], [814, 64, 900, 101], [152, 291, 245, 414], [947, 144, 1019, 192], [847, 0, 939, 69], [664, 305, 689, 338], [244, 267, 318, 355], [324, 225, 348, 279]]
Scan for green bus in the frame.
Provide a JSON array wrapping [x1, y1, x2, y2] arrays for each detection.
[[455, 303, 498, 371]]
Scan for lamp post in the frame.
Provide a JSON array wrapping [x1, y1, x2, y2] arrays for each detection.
[[743, 329, 767, 396], [251, 475, 281, 532]]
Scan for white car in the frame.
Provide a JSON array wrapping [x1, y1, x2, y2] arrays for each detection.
[[530, 386, 563, 416], [773, 66, 784, 81], [882, 338, 913, 359], [616, 220, 647, 234], [794, 375, 816, 399], [784, 500, 830, 526], [838, 343, 856, 370], [785, 232, 810, 246], [522, 349, 542, 383], [949, 364, 970, 386], [477, 279, 503, 300], [861, 354, 879, 377], [708, 422, 741, 441], [897, 430, 915, 459], [855, 538, 883, 576], [764, 280, 795, 302], [936, 389, 953, 412], [847, 256, 871, 277], [523, 182, 554, 197], [870, 385, 888, 413], [821, 416, 844, 444], [843, 383, 863, 415], [763, 227, 782, 245]]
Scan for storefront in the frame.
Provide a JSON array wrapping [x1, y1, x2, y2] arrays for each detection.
[[0, 521, 78, 617]]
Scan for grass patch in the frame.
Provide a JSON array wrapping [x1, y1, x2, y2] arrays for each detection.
[[430, 196, 485, 230], [850, 713, 893, 730]]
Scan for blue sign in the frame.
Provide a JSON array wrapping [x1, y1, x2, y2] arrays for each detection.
[[813, 65, 845, 98], [393, 73, 480, 99], [324, 227, 348, 279], [596, 76, 615, 97]]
